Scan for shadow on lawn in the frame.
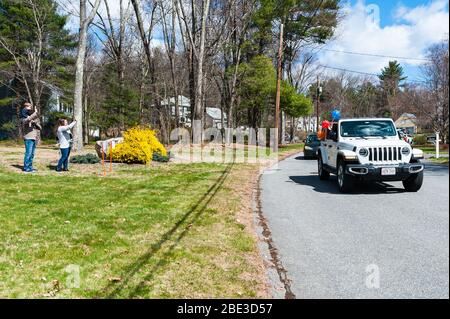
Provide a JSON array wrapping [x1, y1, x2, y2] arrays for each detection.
[[99, 162, 234, 298]]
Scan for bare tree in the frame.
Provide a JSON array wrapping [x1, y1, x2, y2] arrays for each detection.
[[215, 0, 255, 129], [131, 0, 168, 141], [93, 0, 133, 85], [177, 0, 211, 122], [73, 0, 102, 151], [421, 41, 449, 143], [160, 0, 179, 126]]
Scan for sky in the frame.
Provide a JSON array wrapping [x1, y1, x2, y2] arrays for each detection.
[[58, 0, 449, 83], [58, 0, 166, 50], [318, 0, 449, 82]]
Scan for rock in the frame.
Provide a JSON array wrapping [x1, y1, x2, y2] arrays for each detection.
[[95, 138, 124, 158]]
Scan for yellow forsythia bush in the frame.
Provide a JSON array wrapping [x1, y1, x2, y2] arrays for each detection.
[[111, 127, 167, 164]]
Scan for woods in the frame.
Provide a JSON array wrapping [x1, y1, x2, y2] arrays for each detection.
[[0, 0, 448, 145]]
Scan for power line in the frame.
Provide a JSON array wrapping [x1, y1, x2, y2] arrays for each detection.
[[321, 48, 431, 62], [318, 64, 426, 84], [318, 64, 379, 77]]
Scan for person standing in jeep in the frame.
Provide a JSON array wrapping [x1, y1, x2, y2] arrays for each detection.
[[20, 102, 41, 173]]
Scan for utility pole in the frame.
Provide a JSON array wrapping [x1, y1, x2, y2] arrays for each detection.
[[275, 22, 284, 144], [316, 75, 321, 131]]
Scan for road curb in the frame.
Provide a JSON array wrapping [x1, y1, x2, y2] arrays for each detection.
[[252, 152, 300, 299]]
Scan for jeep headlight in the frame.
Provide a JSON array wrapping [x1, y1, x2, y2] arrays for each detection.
[[359, 148, 369, 157], [305, 146, 313, 151], [343, 153, 358, 160], [402, 147, 411, 156]]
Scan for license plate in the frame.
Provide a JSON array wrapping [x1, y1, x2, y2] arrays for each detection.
[[381, 167, 396, 176]]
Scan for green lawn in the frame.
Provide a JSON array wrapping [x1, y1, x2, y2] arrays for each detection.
[[279, 143, 305, 154], [417, 146, 449, 155], [427, 157, 449, 165], [0, 163, 263, 298], [0, 142, 305, 298]]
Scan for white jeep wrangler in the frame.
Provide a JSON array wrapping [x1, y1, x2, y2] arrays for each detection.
[[317, 118, 424, 193]]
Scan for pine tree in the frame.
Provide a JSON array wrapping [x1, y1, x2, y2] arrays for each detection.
[[379, 60, 407, 97], [0, 0, 75, 112]]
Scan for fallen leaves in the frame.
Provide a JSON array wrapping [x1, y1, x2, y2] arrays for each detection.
[[43, 279, 60, 297]]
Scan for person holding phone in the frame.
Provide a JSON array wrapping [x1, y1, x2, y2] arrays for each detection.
[[20, 102, 41, 173], [56, 118, 76, 172]]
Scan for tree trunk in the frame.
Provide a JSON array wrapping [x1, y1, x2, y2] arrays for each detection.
[[228, 48, 241, 129], [83, 91, 89, 144], [188, 48, 196, 124], [73, 23, 87, 151], [73, 0, 101, 151], [193, 0, 211, 121]]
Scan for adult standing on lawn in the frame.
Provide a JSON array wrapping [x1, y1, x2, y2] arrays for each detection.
[[20, 102, 41, 173], [56, 118, 77, 172]]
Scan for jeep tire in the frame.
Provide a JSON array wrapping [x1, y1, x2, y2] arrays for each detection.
[[403, 170, 424, 192], [318, 154, 330, 180], [337, 160, 353, 193]]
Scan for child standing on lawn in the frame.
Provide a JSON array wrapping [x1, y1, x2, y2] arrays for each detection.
[[56, 118, 76, 172]]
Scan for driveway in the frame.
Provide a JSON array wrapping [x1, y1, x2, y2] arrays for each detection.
[[260, 153, 449, 298]]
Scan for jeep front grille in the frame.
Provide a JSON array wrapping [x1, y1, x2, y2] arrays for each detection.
[[368, 147, 402, 163]]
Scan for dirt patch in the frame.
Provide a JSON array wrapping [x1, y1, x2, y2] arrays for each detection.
[[0, 145, 164, 177]]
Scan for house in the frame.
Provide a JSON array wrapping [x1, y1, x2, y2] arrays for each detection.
[[296, 116, 318, 132], [395, 113, 417, 135], [205, 107, 226, 129], [161, 95, 191, 125], [161, 95, 227, 129], [45, 84, 73, 115]]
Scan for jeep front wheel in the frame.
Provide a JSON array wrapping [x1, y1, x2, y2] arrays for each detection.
[[403, 170, 424, 192], [318, 155, 330, 180], [337, 161, 353, 193]]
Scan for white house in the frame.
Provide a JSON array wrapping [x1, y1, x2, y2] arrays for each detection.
[[161, 95, 191, 125], [297, 116, 318, 132], [46, 84, 72, 114], [161, 95, 227, 128]]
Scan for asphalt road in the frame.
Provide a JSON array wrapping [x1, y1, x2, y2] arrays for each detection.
[[261, 153, 449, 299]]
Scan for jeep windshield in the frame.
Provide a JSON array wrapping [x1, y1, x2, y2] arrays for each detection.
[[340, 120, 397, 138]]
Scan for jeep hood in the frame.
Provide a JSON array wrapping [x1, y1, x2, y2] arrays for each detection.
[[340, 138, 409, 148]]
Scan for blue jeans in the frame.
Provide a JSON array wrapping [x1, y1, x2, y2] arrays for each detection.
[[23, 139, 36, 172], [57, 147, 71, 171]]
